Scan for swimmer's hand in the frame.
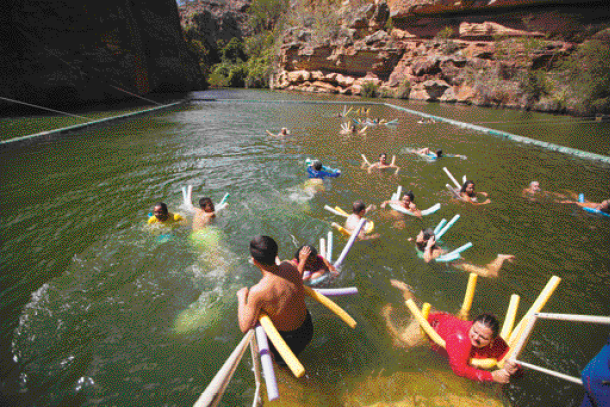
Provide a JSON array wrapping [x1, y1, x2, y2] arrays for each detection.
[[491, 368, 512, 384], [299, 246, 312, 263], [426, 236, 436, 249]]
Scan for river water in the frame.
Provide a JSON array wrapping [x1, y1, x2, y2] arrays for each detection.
[[1, 89, 609, 407]]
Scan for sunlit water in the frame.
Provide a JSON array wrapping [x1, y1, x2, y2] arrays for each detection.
[[1, 89, 609, 407]]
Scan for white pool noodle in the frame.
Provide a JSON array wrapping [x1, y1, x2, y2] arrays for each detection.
[[462, 175, 467, 184], [434, 218, 447, 235], [327, 231, 333, 263], [324, 205, 348, 217], [315, 287, 358, 296], [396, 185, 402, 200], [320, 238, 326, 259], [249, 336, 262, 407], [182, 187, 188, 205], [420, 203, 441, 216], [436, 214, 460, 240], [255, 325, 279, 401], [333, 218, 366, 267], [443, 167, 462, 190]]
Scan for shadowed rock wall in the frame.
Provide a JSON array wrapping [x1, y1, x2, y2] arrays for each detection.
[[1, 0, 204, 110]]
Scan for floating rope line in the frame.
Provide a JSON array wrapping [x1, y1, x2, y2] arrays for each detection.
[[0, 96, 91, 120]]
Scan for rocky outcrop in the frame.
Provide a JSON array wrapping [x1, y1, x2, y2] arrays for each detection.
[[272, 0, 609, 112], [2, 0, 203, 109], [178, 0, 252, 42]]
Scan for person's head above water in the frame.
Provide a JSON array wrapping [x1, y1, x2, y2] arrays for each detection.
[[436, 149, 443, 158], [598, 199, 610, 214], [312, 160, 323, 171], [199, 197, 215, 213], [529, 181, 541, 192], [352, 200, 366, 215], [294, 245, 318, 266], [153, 202, 169, 221], [280, 127, 289, 135], [469, 314, 500, 348], [461, 180, 475, 195], [249, 235, 278, 266], [403, 190, 415, 203], [416, 228, 436, 248], [378, 153, 387, 164]]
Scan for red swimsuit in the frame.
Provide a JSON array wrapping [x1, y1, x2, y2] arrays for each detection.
[[428, 312, 509, 382]]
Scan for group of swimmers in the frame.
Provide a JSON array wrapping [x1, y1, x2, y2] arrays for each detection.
[[148, 120, 609, 400]]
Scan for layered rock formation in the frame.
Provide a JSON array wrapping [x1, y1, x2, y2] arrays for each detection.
[[2, 0, 203, 110], [272, 0, 609, 111]]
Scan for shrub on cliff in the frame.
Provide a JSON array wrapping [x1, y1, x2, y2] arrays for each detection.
[[394, 79, 411, 99], [361, 82, 379, 98], [562, 35, 610, 114]]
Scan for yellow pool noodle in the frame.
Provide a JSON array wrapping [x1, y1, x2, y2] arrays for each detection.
[[405, 299, 446, 348], [304, 286, 357, 329], [500, 294, 520, 341], [258, 313, 305, 378], [332, 222, 351, 236], [421, 303, 431, 336], [335, 206, 349, 216], [458, 273, 477, 320], [499, 275, 561, 367], [469, 358, 499, 369]]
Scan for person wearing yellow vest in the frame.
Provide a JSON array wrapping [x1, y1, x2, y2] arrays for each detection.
[[147, 202, 185, 226]]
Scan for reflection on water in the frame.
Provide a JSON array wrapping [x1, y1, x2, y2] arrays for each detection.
[[1, 90, 609, 407]]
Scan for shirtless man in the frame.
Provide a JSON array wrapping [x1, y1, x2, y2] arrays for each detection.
[[413, 228, 514, 277], [192, 197, 216, 231], [345, 200, 379, 240], [237, 236, 313, 364], [366, 153, 400, 174], [147, 202, 185, 226], [459, 181, 490, 205], [381, 190, 422, 219], [382, 280, 519, 383], [562, 197, 610, 214]]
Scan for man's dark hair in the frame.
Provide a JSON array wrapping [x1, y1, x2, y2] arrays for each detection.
[[473, 313, 500, 338], [154, 202, 168, 214], [353, 200, 366, 214], [199, 197, 214, 211], [460, 180, 474, 193], [405, 190, 415, 202], [250, 235, 278, 266], [312, 160, 322, 171], [436, 149, 443, 157], [422, 228, 435, 241]]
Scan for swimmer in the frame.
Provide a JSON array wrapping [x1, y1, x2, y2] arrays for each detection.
[[412, 228, 514, 277], [267, 128, 290, 137], [291, 245, 338, 283], [237, 236, 313, 365], [192, 197, 216, 231], [417, 148, 443, 158], [366, 153, 400, 174], [307, 160, 341, 179], [345, 200, 380, 240], [147, 202, 186, 226], [381, 280, 520, 383], [561, 197, 610, 214], [340, 122, 367, 135], [459, 181, 490, 205], [381, 190, 422, 219], [521, 181, 571, 200]]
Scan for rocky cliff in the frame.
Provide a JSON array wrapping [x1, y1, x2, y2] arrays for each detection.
[[272, 0, 610, 113], [1, 0, 204, 110]]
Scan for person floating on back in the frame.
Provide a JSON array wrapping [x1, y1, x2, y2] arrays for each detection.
[[412, 228, 514, 277], [237, 236, 314, 365], [382, 280, 520, 383]]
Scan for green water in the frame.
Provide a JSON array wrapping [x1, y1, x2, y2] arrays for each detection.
[[1, 89, 609, 407]]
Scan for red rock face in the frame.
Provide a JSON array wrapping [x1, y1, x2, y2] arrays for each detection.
[[2, 0, 204, 109], [273, 0, 609, 111]]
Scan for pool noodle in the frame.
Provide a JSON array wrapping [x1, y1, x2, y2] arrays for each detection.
[[446, 242, 473, 256], [303, 286, 357, 328], [361, 154, 371, 166], [578, 193, 584, 203], [219, 193, 230, 205], [435, 214, 460, 240], [421, 303, 431, 336], [390, 155, 396, 166], [320, 238, 326, 259], [443, 167, 462, 190], [434, 219, 447, 235], [334, 206, 350, 216], [254, 325, 279, 401], [583, 207, 610, 217], [458, 273, 477, 320], [500, 276, 561, 367], [333, 218, 366, 267], [249, 336, 262, 406], [420, 203, 441, 216], [500, 294, 520, 341], [462, 175, 467, 184], [435, 252, 461, 263], [315, 287, 358, 296], [258, 313, 305, 378], [405, 299, 446, 348], [396, 185, 402, 200], [325, 205, 348, 217], [332, 222, 350, 236], [327, 232, 333, 263]]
